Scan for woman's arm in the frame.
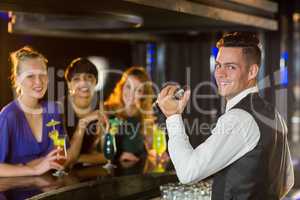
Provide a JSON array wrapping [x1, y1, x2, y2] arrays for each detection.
[[65, 108, 109, 166], [0, 163, 37, 177], [0, 148, 64, 177], [0, 174, 53, 192], [0, 113, 63, 177], [77, 120, 107, 164], [64, 121, 86, 167], [65, 110, 105, 167]]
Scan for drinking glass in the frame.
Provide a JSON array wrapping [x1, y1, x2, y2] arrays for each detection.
[[152, 126, 167, 157], [102, 132, 117, 169], [52, 135, 68, 177], [152, 126, 167, 172]]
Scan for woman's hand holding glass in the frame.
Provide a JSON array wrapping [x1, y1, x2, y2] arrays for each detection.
[[52, 135, 68, 177], [26, 148, 65, 176]]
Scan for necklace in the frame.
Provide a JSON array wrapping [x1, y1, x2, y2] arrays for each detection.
[[17, 97, 43, 115]]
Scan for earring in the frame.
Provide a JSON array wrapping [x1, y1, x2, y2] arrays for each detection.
[[69, 89, 75, 95]]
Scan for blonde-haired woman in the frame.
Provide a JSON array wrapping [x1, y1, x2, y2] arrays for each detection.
[[105, 66, 155, 162], [0, 47, 81, 177]]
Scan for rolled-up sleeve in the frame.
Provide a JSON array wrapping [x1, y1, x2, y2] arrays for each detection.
[[166, 109, 260, 184]]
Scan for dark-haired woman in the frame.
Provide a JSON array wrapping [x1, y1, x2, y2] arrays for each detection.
[[62, 57, 107, 166]]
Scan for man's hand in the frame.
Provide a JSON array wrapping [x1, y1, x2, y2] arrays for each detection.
[[157, 85, 191, 117]]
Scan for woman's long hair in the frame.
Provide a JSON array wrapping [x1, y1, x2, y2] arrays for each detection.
[[104, 66, 155, 138]]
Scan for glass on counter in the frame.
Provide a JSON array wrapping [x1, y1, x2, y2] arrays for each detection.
[[47, 119, 68, 177], [103, 131, 117, 169], [152, 126, 167, 173], [160, 181, 212, 200], [102, 117, 121, 169], [153, 126, 167, 157]]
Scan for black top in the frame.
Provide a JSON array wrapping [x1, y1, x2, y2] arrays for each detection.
[[115, 116, 146, 158], [61, 95, 100, 154]]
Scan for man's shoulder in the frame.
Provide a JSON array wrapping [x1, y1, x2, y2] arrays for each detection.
[[231, 93, 275, 118]]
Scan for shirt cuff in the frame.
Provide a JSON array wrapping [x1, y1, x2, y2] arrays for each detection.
[[166, 114, 186, 137]]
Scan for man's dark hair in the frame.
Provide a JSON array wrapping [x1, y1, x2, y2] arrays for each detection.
[[64, 57, 98, 83], [216, 32, 261, 67]]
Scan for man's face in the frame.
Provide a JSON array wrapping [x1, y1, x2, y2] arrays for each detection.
[[214, 47, 251, 100]]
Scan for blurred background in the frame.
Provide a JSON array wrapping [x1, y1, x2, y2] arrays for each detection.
[[0, 0, 300, 198]]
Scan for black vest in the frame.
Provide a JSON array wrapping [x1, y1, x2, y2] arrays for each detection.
[[212, 93, 289, 200]]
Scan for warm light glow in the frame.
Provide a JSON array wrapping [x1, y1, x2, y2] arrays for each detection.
[[293, 13, 300, 22], [7, 11, 15, 33], [88, 56, 108, 91]]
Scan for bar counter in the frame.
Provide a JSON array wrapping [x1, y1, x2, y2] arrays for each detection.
[[0, 158, 177, 200]]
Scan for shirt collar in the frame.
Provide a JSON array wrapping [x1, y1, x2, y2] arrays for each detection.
[[225, 86, 259, 112]]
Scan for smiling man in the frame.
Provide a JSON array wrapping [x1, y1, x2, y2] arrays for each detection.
[[157, 32, 294, 200]]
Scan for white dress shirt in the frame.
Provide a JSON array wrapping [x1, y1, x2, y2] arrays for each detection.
[[166, 86, 294, 196]]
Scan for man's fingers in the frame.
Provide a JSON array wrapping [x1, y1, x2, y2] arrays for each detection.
[[182, 89, 191, 103], [179, 89, 191, 111], [159, 85, 174, 99], [167, 86, 180, 97], [158, 85, 179, 104]]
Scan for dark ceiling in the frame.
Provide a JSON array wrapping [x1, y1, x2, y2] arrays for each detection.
[[0, 0, 279, 40]]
